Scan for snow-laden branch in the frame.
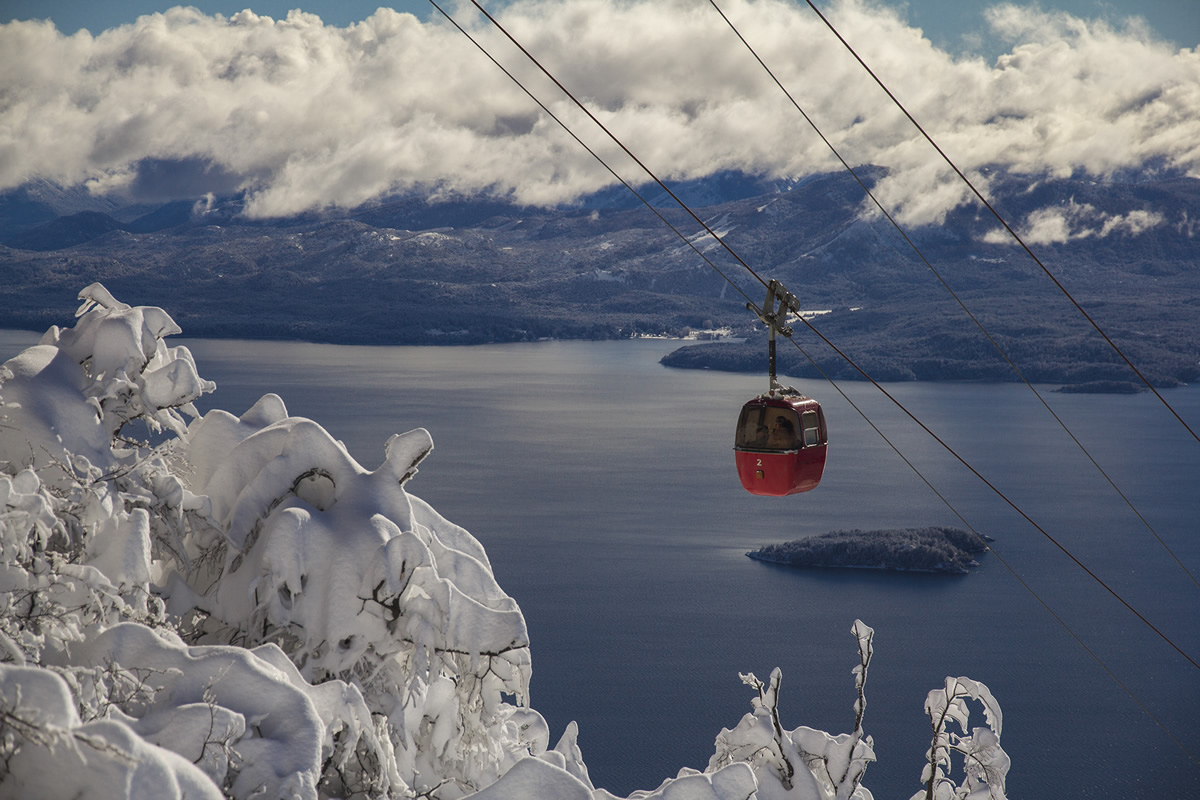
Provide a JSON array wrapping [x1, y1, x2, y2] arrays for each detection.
[[0, 662, 223, 799], [707, 621, 878, 800], [913, 676, 1010, 800]]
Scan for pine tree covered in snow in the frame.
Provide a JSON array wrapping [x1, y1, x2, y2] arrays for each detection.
[[0, 285, 1007, 799]]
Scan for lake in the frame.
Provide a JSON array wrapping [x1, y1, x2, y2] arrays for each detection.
[[3, 330, 1198, 798]]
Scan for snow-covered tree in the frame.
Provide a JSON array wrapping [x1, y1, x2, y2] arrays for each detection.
[[0, 285, 1006, 800]]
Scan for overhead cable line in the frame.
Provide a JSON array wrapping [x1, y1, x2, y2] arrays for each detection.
[[801, 0, 1200, 447], [425, 1, 755, 310], [704, 0, 1200, 756], [706, 0, 1199, 592], [440, 0, 1199, 675], [429, 0, 1197, 763], [742, 294, 1196, 766], [452, 0, 773, 292], [425, 2, 994, 547]]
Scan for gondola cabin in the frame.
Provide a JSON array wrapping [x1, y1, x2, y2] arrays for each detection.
[[734, 394, 827, 495]]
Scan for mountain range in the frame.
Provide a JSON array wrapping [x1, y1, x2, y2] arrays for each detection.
[[1, 168, 1197, 388]]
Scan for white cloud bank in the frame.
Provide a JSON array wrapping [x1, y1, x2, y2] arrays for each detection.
[[982, 199, 1167, 244], [0, 0, 1197, 224]]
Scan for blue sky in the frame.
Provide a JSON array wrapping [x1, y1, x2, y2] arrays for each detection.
[[4, 1, 1198, 50]]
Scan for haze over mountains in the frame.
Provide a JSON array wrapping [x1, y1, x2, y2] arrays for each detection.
[[2, 167, 1196, 389]]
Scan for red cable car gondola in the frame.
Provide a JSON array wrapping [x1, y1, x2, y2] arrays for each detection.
[[734, 279, 828, 496], [734, 393, 827, 495]]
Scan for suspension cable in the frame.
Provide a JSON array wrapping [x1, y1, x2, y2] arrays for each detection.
[[426, 2, 757, 311], [706, 0, 1198, 591], [428, 0, 1009, 577], [456, 0, 772, 291], [447, 0, 1199, 672], [427, 0, 1200, 763], [802, 0, 1200, 446]]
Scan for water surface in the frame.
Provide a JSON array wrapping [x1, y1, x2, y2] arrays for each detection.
[[3, 330, 1197, 798]]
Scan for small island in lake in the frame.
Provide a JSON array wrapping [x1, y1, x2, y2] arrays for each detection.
[[1052, 380, 1145, 394], [747, 526, 991, 574]]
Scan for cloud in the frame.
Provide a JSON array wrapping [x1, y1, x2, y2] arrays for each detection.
[[982, 198, 1167, 244], [0, 0, 1197, 223]]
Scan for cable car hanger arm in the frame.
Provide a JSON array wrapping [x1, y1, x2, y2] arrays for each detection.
[[749, 279, 806, 397]]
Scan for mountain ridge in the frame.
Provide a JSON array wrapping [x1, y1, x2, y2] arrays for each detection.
[[1, 169, 1196, 388]]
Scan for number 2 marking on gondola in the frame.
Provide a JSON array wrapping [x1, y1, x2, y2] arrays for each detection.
[[756, 458, 763, 467]]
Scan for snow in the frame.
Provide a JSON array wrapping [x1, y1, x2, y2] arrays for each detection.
[[0, 284, 1009, 799], [0, 662, 226, 800]]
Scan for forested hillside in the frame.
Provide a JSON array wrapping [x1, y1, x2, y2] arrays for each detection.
[[2, 170, 1196, 387]]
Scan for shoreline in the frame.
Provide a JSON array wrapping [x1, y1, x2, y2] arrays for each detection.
[[746, 551, 975, 575], [0, 328, 1185, 394]]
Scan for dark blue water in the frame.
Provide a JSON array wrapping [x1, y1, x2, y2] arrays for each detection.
[[4, 331, 1198, 798]]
